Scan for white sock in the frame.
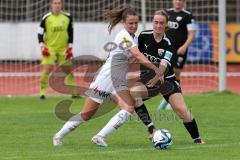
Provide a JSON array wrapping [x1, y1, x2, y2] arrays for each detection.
[[97, 110, 131, 137], [55, 114, 84, 139]]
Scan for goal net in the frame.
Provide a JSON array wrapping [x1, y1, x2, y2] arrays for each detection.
[[0, 0, 233, 96]]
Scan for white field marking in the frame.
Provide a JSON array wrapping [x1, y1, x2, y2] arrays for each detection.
[[1, 142, 240, 160], [0, 110, 51, 115], [0, 72, 240, 77]]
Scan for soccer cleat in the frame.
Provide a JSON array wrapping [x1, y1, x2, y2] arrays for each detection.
[[157, 99, 172, 110], [53, 135, 63, 146], [40, 95, 46, 100], [148, 129, 157, 140], [194, 138, 205, 144], [91, 135, 108, 147], [165, 104, 172, 110]]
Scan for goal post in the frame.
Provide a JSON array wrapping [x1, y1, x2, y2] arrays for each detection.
[[218, 0, 227, 91]]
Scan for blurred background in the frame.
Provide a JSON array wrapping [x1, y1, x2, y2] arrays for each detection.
[[0, 0, 239, 96]]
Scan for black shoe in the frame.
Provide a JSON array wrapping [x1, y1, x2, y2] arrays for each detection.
[[40, 95, 46, 100], [72, 95, 81, 99], [194, 138, 205, 144]]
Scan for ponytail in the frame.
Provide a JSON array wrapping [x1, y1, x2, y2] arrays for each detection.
[[103, 6, 137, 33]]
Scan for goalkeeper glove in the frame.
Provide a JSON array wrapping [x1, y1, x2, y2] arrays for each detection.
[[65, 47, 73, 59], [40, 42, 49, 57]]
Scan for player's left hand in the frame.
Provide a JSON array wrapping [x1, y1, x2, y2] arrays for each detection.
[[65, 47, 73, 59], [177, 46, 187, 55], [147, 74, 164, 87]]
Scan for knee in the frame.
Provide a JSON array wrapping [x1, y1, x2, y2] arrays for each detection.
[[125, 103, 135, 113], [80, 112, 91, 121], [121, 102, 135, 113], [135, 98, 143, 107], [124, 107, 134, 114]]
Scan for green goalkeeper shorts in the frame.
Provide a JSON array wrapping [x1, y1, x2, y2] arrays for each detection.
[[41, 48, 72, 66]]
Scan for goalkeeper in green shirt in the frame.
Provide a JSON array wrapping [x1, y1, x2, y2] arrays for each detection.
[[37, 0, 78, 99]]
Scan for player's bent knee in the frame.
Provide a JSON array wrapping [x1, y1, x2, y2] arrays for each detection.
[[80, 112, 94, 121], [135, 98, 143, 107], [121, 105, 135, 113]]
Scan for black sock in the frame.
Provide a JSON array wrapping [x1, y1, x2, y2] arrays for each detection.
[[183, 118, 200, 139], [135, 103, 155, 134]]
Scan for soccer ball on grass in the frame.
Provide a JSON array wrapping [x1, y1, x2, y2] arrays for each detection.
[[152, 129, 173, 149]]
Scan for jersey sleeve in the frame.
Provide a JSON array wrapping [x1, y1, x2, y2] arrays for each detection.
[[115, 30, 137, 51], [186, 13, 197, 31], [67, 14, 73, 44], [163, 44, 176, 66], [37, 16, 46, 43]]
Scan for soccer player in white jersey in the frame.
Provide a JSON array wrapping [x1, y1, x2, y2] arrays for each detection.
[[53, 6, 163, 147]]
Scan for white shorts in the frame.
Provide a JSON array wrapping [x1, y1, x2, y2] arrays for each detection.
[[85, 74, 128, 104]]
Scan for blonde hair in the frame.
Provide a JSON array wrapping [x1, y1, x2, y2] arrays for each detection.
[[153, 10, 168, 22], [103, 6, 137, 33]]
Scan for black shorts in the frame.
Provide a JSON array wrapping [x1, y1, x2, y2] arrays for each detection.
[[162, 78, 182, 102], [173, 45, 188, 69], [141, 77, 182, 102]]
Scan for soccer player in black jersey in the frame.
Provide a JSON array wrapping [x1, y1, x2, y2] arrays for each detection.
[[130, 10, 204, 144], [158, 0, 197, 110]]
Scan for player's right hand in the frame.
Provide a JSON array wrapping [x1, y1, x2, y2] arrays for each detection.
[[40, 42, 49, 57]]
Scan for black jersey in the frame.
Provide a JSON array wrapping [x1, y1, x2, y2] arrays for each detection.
[[138, 30, 176, 79], [166, 8, 196, 46]]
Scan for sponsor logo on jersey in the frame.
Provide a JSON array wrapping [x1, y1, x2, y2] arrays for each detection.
[[51, 26, 65, 32], [168, 21, 179, 29], [158, 49, 164, 56], [176, 16, 182, 21], [122, 37, 131, 48], [143, 53, 161, 63], [93, 86, 111, 98], [144, 43, 149, 49], [61, 20, 65, 25]]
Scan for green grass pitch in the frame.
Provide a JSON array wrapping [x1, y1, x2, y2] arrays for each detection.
[[0, 92, 239, 160]]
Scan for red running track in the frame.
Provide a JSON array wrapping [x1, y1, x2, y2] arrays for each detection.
[[0, 63, 239, 96]]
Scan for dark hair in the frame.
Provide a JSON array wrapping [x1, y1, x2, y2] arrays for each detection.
[[103, 6, 137, 33]]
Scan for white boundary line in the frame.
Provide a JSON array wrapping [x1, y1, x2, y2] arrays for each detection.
[[0, 72, 240, 77], [1, 142, 240, 159]]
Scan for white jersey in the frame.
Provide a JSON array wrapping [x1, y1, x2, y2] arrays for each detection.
[[98, 28, 137, 79], [86, 28, 138, 104]]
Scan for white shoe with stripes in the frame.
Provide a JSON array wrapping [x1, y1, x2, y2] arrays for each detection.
[[91, 135, 108, 147], [53, 135, 63, 146]]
